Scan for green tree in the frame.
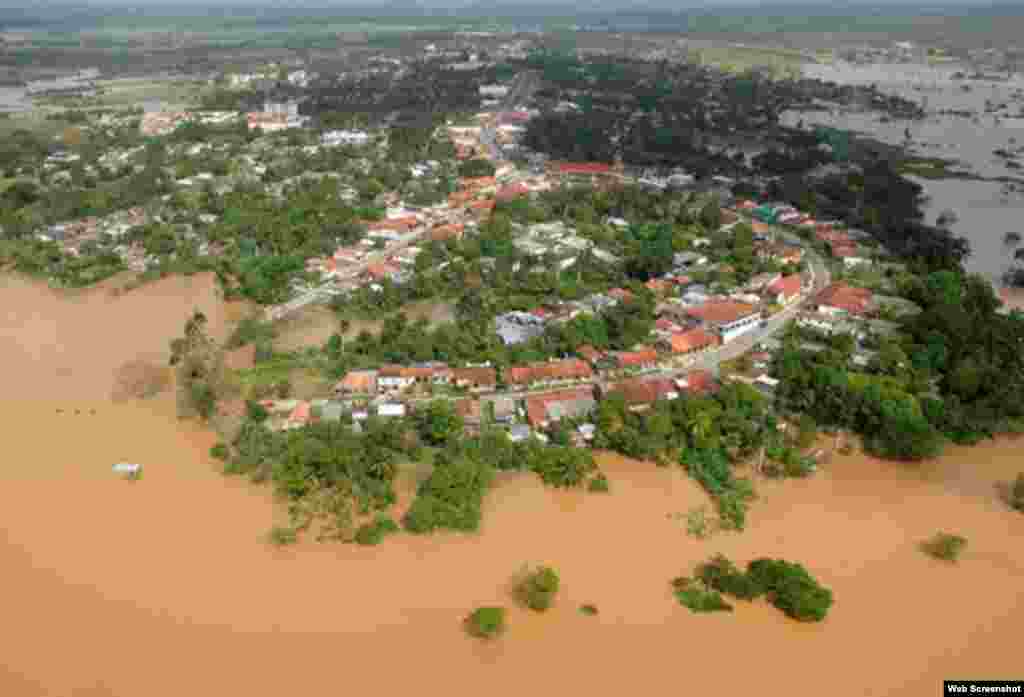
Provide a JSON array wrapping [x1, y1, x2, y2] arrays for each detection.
[[415, 400, 465, 447]]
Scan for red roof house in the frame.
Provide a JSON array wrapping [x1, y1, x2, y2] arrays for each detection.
[[611, 348, 659, 370], [765, 274, 802, 304], [557, 162, 614, 175], [605, 378, 678, 409], [816, 282, 874, 316], [678, 370, 717, 395], [430, 223, 464, 242], [504, 359, 593, 387], [665, 328, 720, 354], [496, 182, 530, 201], [525, 387, 597, 428]]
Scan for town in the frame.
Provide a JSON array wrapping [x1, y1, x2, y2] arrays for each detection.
[[4, 6, 1024, 696]]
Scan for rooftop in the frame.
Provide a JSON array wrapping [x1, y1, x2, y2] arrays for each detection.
[[685, 301, 760, 325]]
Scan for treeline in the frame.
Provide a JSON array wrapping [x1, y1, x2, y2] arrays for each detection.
[[225, 398, 600, 541], [323, 287, 655, 379], [766, 155, 970, 274], [305, 63, 485, 123], [774, 270, 1024, 458], [594, 381, 813, 530]]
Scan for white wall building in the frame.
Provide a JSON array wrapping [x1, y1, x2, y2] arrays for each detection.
[[322, 130, 370, 147], [718, 312, 763, 344], [479, 84, 510, 98]]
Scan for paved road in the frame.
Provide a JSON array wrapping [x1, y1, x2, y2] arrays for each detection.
[[266, 229, 424, 321], [669, 225, 831, 378], [481, 71, 538, 162]]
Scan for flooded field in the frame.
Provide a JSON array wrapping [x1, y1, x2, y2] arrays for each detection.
[[786, 61, 1024, 282], [1, 271, 1022, 696]]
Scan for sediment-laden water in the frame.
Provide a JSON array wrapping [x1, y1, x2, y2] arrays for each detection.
[[1, 271, 1021, 696]]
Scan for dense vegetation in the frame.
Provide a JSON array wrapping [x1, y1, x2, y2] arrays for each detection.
[[515, 566, 561, 612], [774, 270, 1024, 459], [225, 395, 603, 540], [594, 382, 813, 530], [921, 532, 968, 562], [465, 606, 506, 640], [677, 555, 833, 622]]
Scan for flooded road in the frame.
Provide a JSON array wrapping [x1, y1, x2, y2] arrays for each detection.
[[1, 271, 1022, 696]]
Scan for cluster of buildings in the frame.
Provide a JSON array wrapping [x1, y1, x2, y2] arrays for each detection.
[[139, 110, 240, 137], [38, 207, 149, 258], [246, 102, 306, 133], [263, 347, 722, 443]]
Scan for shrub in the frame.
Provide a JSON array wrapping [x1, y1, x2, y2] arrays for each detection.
[[672, 576, 733, 613], [227, 317, 276, 349], [716, 479, 756, 531], [686, 506, 712, 539], [354, 514, 400, 546], [580, 604, 599, 616], [210, 442, 229, 460], [696, 555, 763, 601], [785, 455, 817, 478], [921, 532, 968, 562], [465, 606, 506, 639], [1008, 473, 1024, 512], [516, 566, 560, 612], [268, 525, 298, 546], [747, 558, 833, 622], [246, 400, 269, 422], [403, 455, 494, 534], [588, 473, 610, 493], [531, 447, 596, 488]]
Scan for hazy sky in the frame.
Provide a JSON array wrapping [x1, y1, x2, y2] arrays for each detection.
[[2, 1, 1019, 7], [1, 1, 1020, 18]]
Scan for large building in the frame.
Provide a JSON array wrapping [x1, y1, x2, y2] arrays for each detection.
[[815, 283, 874, 317], [684, 301, 762, 344]]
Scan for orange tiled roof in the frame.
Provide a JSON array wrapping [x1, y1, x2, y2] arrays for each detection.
[[607, 377, 677, 406], [668, 328, 719, 354], [612, 348, 659, 367], [681, 370, 717, 395], [816, 282, 873, 315], [504, 359, 593, 386], [684, 301, 759, 325], [525, 387, 595, 427], [767, 274, 801, 297], [452, 366, 497, 386]]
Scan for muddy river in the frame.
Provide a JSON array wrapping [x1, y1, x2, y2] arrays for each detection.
[[1, 272, 1021, 696]]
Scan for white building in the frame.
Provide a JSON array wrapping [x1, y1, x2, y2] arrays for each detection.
[[719, 313, 763, 344], [322, 130, 370, 147], [479, 84, 510, 98], [377, 403, 407, 418]]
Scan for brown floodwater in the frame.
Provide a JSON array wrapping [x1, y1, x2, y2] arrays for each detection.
[[1, 272, 1022, 697]]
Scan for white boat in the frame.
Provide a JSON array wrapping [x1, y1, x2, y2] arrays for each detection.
[[112, 463, 142, 475]]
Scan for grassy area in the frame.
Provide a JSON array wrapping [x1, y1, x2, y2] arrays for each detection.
[[897, 158, 958, 180], [689, 45, 807, 79], [94, 78, 203, 108], [233, 351, 330, 400], [0, 110, 68, 138]]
